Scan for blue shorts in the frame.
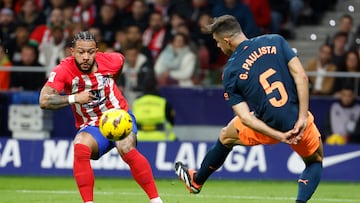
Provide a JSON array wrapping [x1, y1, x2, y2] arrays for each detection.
[[78, 110, 138, 159]]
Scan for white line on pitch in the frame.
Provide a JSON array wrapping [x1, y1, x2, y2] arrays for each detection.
[[7, 190, 359, 202]]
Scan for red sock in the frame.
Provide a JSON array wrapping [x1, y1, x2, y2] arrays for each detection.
[[73, 144, 94, 202], [122, 148, 159, 199]]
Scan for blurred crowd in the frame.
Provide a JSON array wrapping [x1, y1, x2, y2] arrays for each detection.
[[0, 0, 342, 94], [306, 13, 360, 98]]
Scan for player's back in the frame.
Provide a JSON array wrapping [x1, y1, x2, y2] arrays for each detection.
[[223, 34, 299, 131]]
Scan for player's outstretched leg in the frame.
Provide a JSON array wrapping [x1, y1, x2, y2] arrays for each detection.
[[174, 139, 232, 194], [174, 162, 203, 194]]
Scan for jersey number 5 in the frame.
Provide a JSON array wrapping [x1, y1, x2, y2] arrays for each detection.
[[259, 68, 288, 107]]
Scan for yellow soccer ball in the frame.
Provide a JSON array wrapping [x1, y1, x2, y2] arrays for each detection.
[[99, 109, 133, 141]]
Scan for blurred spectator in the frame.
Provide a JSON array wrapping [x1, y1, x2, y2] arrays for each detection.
[[73, 0, 97, 28], [132, 71, 176, 141], [16, 0, 46, 33], [142, 11, 168, 60], [301, 0, 337, 25], [242, 0, 271, 34], [269, 0, 302, 39], [331, 31, 348, 70], [29, 8, 68, 47], [288, 0, 304, 29], [42, 0, 67, 18], [269, 0, 293, 38], [333, 50, 360, 97], [323, 85, 360, 145], [93, 4, 118, 46], [38, 26, 66, 77], [174, 23, 198, 54], [112, 28, 127, 52], [13, 0, 43, 14], [113, 0, 132, 22], [343, 50, 360, 72], [192, 12, 220, 85], [4, 25, 30, 64], [336, 14, 357, 51], [154, 32, 196, 87], [165, 12, 187, 43], [117, 42, 154, 104], [0, 0, 16, 10], [88, 26, 108, 52], [173, 0, 213, 25], [148, 0, 172, 23], [195, 12, 220, 64], [269, 0, 289, 35], [212, 0, 260, 38], [173, 22, 201, 85], [305, 44, 337, 95], [9, 44, 45, 91], [68, 22, 85, 41], [347, 114, 360, 144], [188, 0, 213, 23], [63, 3, 75, 29], [121, 0, 150, 32], [0, 43, 12, 90], [0, 8, 16, 45], [63, 39, 72, 58], [124, 24, 153, 65]]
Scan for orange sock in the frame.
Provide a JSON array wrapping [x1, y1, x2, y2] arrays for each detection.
[[73, 144, 94, 202], [122, 148, 159, 199]]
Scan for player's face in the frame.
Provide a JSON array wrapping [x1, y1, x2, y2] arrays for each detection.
[[71, 40, 98, 73], [213, 33, 233, 56]]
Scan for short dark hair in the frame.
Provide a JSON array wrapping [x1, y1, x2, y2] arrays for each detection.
[[340, 14, 353, 23], [71, 31, 97, 47], [172, 32, 189, 45], [205, 15, 242, 37], [333, 31, 348, 40]]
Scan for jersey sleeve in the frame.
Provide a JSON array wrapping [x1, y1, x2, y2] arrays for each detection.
[[109, 52, 125, 74], [278, 35, 296, 62], [112, 52, 125, 72], [223, 69, 244, 106], [98, 52, 125, 76], [45, 65, 67, 93]]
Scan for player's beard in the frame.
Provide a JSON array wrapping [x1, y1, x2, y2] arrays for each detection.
[[222, 48, 233, 56], [75, 59, 96, 74]]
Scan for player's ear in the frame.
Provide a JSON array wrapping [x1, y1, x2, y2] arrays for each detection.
[[70, 47, 75, 56]]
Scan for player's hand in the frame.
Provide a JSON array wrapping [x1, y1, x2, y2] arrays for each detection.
[[279, 131, 296, 144], [74, 91, 96, 104], [288, 117, 308, 144]]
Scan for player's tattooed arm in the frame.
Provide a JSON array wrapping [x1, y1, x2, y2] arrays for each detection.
[[39, 85, 71, 110]]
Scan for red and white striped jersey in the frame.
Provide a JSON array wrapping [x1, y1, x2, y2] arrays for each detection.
[[46, 52, 128, 129]]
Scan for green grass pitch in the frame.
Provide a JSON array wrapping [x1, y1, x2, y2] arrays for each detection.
[[0, 176, 359, 203]]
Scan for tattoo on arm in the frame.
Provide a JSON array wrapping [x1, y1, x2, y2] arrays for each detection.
[[40, 86, 71, 110]]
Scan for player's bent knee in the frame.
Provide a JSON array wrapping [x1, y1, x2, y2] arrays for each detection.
[[115, 133, 137, 155], [219, 127, 240, 148]]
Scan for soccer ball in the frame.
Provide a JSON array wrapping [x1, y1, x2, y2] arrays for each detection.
[[99, 109, 133, 141]]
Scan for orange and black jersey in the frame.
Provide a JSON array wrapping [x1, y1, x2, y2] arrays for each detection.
[[223, 34, 298, 131]]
